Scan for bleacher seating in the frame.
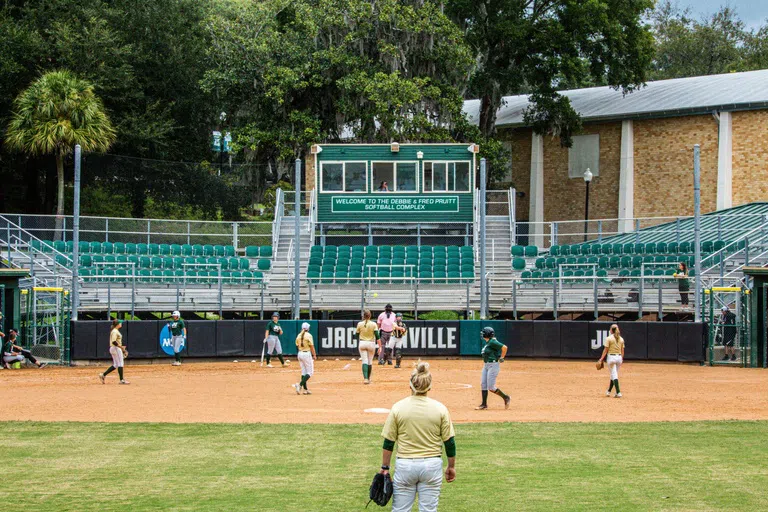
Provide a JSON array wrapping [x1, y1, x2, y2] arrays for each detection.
[[307, 245, 475, 284], [28, 240, 273, 285], [515, 240, 724, 281]]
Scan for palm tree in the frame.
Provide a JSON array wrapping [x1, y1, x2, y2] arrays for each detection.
[[6, 70, 116, 237]]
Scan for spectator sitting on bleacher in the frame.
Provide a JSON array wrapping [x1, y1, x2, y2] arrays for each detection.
[[1, 328, 47, 369]]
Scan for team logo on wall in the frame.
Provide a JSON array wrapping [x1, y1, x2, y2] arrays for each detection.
[[159, 325, 185, 356], [319, 323, 458, 355]]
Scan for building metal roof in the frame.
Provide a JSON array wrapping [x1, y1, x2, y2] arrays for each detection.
[[463, 69, 768, 128]]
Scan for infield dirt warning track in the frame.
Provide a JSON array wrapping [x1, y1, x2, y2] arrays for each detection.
[[0, 360, 766, 424]]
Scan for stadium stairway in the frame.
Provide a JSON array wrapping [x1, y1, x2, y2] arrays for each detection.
[[266, 215, 312, 309]]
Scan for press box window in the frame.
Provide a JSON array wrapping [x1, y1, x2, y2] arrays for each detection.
[[568, 134, 600, 178], [320, 162, 367, 192], [372, 162, 418, 192], [424, 162, 471, 192]]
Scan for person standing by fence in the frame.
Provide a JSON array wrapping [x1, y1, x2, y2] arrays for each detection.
[[168, 311, 186, 366], [597, 324, 624, 398], [379, 361, 456, 512], [719, 306, 737, 361], [674, 262, 690, 309], [99, 319, 129, 384], [377, 304, 396, 365]]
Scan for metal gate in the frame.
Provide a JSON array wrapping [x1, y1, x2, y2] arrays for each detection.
[[705, 286, 751, 367], [21, 286, 71, 365]]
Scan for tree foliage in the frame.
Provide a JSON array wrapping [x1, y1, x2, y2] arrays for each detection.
[[447, 0, 655, 146]]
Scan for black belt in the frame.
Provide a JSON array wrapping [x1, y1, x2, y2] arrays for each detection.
[[484, 360, 499, 363]]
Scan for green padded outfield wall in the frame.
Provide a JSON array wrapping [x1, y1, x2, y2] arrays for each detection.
[[314, 143, 477, 223]]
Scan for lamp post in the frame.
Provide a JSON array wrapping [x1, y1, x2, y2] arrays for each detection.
[[583, 168, 593, 242]]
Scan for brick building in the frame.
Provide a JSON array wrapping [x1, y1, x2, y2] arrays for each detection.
[[463, 70, 768, 246]]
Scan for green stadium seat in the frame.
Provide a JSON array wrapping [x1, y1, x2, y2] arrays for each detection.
[[598, 257, 609, 269], [549, 245, 561, 256], [565, 257, 576, 266], [655, 255, 666, 264], [656, 242, 668, 254], [166, 244, 179, 256], [511, 246, 524, 257], [679, 241, 691, 253], [535, 258, 546, 270], [246, 246, 260, 258], [433, 270, 446, 284], [163, 269, 174, 280], [123, 243, 135, 254], [147, 243, 158, 255], [530, 271, 542, 279], [600, 243, 612, 255], [63, 241, 73, 252], [86, 241, 100, 254], [307, 269, 320, 282], [621, 243, 632, 255], [224, 246, 235, 257], [80, 255, 92, 267], [238, 258, 249, 270], [574, 270, 584, 277], [524, 246, 538, 257], [181, 244, 193, 256], [100, 242, 113, 254], [576, 256, 587, 265], [701, 241, 714, 253], [570, 245, 582, 256], [151, 256, 162, 268], [618, 269, 630, 278], [521, 271, 532, 279], [632, 243, 643, 254], [190, 244, 202, 256], [200, 245, 212, 256], [644, 242, 656, 254], [158, 244, 170, 255], [643, 255, 654, 265], [162, 257, 174, 269], [612, 243, 623, 255], [631, 256, 643, 268], [136, 243, 148, 255], [666, 242, 678, 254], [259, 246, 272, 258], [257, 259, 271, 271], [597, 269, 608, 278], [609, 256, 620, 269], [103, 255, 116, 264], [630, 269, 641, 278], [653, 269, 665, 277]]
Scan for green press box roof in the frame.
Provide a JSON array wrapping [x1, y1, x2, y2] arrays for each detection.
[[588, 203, 768, 246], [313, 143, 477, 223]]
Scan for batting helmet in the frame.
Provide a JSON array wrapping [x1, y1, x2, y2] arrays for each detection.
[[272, 312, 280, 319], [481, 327, 495, 338]]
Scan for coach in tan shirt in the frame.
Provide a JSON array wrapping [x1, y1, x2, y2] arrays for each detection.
[[379, 362, 456, 511]]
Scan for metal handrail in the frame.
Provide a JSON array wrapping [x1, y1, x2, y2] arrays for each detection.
[[507, 187, 516, 246], [0, 215, 74, 277], [272, 188, 284, 251]]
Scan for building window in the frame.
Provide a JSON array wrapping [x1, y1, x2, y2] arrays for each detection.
[[372, 161, 419, 192], [320, 162, 368, 192], [568, 134, 600, 178], [424, 161, 472, 192]]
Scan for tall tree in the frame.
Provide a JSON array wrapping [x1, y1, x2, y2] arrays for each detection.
[[5, 70, 116, 233], [650, 1, 747, 80], [446, 0, 654, 145], [203, 0, 474, 181]]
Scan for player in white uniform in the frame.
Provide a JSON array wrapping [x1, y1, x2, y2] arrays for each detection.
[[293, 322, 316, 395], [99, 319, 129, 384]]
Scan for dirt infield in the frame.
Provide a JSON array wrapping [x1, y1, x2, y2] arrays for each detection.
[[1, 359, 766, 424]]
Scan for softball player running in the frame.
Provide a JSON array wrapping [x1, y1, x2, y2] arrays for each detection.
[[391, 313, 407, 369], [476, 327, 510, 410], [357, 309, 379, 384], [598, 324, 625, 397], [168, 311, 186, 366], [99, 319, 129, 384], [293, 322, 316, 395], [264, 312, 289, 368], [377, 304, 396, 365]]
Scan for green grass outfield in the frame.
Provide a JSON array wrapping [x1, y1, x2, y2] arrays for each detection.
[[3, 421, 767, 511]]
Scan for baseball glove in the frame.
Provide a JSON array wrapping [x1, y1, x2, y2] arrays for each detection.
[[596, 360, 604, 370], [367, 472, 393, 508]]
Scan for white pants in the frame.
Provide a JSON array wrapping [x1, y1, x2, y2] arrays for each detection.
[[3, 354, 24, 364], [172, 335, 185, 354], [392, 457, 443, 512], [266, 335, 282, 355], [387, 336, 403, 350], [298, 351, 313, 376], [607, 354, 622, 380], [359, 341, 377, 365], [109, 345, 124, 368]]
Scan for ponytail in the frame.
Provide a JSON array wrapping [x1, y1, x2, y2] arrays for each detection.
[[610, 324, 622, 345], [300, 331, 306, 346], [111, 319, 121, 331]]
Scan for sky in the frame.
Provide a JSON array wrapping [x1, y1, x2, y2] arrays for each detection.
[[679, 0, 768, 29]]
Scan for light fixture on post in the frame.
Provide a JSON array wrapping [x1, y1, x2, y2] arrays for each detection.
[[416, 151, 424, 159], [390, 142, 400, 152], [583, 168, 593, 242]]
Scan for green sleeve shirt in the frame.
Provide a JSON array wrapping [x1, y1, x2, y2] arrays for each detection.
[[266, 321, 282, 339], [3, 340, 13, 354], [481, 338, 504, 362], [169, 319, 185, 336]]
